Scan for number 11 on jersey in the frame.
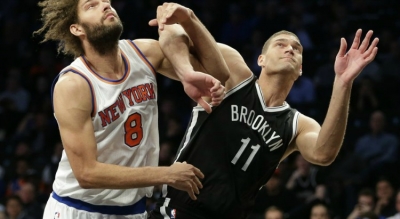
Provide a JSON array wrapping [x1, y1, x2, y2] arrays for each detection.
[[231, 138, 260, 171]]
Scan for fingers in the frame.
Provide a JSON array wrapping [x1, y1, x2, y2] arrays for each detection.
[[157, 3, 176, 30], [209, 79, 225, 106], [365, 47, 378, 63], [148, 19, 158, 27], [193, 175, 203, 191], [190, 179, 200, 196], [193, 166, 205, 180], [186, 182, 197, 200], [337, 38, 347, 58], [210, 80, 221, 93], [197, 97, 212, 113], [156, 6, 165, 30], [358, 30, 373, 53], [160, 3, 172, 24], [350, 29, 362, 49], [210, 85, 225, 106], [364, 37, 379, 58]]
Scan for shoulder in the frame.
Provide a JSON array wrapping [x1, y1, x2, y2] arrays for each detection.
[[55, 72, 91, 93], [132, 39, 163, 70], [296, 113, 321, 136], [132, 39, 162, 58], [217, 43, 254, 91], [53, 72, 92, 110]]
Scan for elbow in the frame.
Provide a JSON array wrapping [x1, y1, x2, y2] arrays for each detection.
[[76, 169, 96, 189], [313, 154, 336, 166]]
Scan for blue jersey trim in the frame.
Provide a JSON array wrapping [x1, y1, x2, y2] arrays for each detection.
[[52, 192, 146, 215], [81, 54, 129, 83], [50, 69, 95, 116]]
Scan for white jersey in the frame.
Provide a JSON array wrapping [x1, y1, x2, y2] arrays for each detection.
[[51, 40, 159, 207]]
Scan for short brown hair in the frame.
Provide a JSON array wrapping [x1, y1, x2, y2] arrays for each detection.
[[33, 0, 82, 57], [261, 30, 299, 54]]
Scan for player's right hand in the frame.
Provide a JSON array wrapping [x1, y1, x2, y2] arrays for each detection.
[[181, 71, 225, 113], [167, 162, 204, 200], [148, 3, 192, 31]]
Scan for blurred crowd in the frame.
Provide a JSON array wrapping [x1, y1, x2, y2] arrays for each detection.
[[0, 0, 399, 218]]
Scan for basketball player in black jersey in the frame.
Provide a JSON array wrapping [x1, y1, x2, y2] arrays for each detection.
[[150, 4, 379, 219]]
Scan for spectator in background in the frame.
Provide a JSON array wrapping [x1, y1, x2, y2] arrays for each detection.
[[310, 203, 330, 219], [375, 178, 397, 217], [387, 190, 400, 219], [158, 141, 175, 167], [0, 71, 30, 113], [359, 212, 380, 219], [354, 77, 379, 119], [287, 75, 316, 115], [41, 142, 63, 191], [220, 4, 252, 49], [0, 165, 5, 198], [5, 158, 34, 197], [264, 206, 284, 219], [347, 188, 384, 219], [286, 154, 326, 204], [251, 170, 296, 217], [17, 182, 42, 219], [352, 111, 398, 183], [4, 195, 32, 219]]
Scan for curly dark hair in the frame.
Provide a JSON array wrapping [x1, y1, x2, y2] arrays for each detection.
[[33, 0, 82, 57]]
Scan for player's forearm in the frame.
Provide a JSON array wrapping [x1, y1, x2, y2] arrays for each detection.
[[314, 76, 352, 164], [180, 11, 229, 84], [78, 162, 171, 189], [159, 24, 193, 81]]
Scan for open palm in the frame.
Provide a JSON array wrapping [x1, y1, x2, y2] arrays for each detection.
[[334, 29, 379, 84]]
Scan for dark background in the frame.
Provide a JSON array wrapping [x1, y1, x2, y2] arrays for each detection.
[[0, 0, 399, 218]]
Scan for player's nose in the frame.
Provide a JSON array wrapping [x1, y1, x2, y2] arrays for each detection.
[[102, 1, 111, 12]]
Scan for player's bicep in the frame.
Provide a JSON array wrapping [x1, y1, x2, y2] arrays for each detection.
[[217, 43, 254, 90], [293, 114, 321, 164], [132, 39, 180, 80], [53, 73, 98, 182]]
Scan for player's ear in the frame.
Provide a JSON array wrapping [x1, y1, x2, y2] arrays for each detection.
[[257, 55, 265, 67], [299, 65, 302, 76], [70, 23, 85, 37]]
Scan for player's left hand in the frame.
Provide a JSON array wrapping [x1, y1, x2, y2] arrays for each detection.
[[148, 3, 192, 31], [334, 29, 379, 85], [182, 71, 225, 113]]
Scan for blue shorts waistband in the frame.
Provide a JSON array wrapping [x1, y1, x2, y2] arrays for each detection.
[[52, 192, 146, 215]]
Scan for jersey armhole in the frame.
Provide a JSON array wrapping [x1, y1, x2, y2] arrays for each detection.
[[51, 68, 97, 117], [224, 75, 254, 99], [127, 40, 157, 77], [289, 111, 300, 145]]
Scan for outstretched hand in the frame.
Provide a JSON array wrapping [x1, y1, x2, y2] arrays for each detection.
[[334, 29, 379, 85], [182, 71, 225, 113], [148, 3, 192, 30]]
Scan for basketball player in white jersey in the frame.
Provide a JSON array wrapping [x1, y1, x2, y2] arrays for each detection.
[[34, 0, 228, 218]]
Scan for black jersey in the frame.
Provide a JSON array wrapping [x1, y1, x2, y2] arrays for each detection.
[[160, 76, 299, 219]]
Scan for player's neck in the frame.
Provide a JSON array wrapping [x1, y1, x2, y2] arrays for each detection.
[[83, 45, 124, 80], [258, 73, 293, 107]]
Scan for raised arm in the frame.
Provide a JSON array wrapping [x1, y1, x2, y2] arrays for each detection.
[[288, 29, 379, 166], [53, 73, 203, 200], [153, 3, 229, 84]]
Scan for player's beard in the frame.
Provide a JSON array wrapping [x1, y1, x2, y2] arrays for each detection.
[[81, 20, 123, 55]]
